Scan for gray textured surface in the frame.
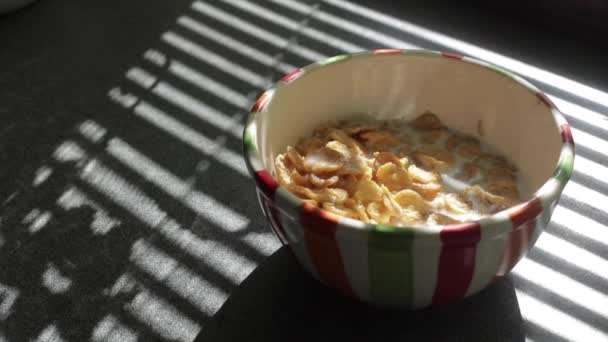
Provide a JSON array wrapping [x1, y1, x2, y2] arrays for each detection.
[[1, 0, 607, 341]]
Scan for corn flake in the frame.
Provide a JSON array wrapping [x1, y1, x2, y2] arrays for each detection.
[[376, 162, 410, 191], [303, 147, 345, 174], [411, 112, 443, 130], [310, 174, 339, 187], [443, 193, 472, 214], [354, 179, 383, 203], [408, 164, 438, 184], [411, 182, 442, 200], [393, 189, 426, 212]]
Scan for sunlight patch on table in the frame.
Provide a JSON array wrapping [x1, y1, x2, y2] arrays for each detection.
[[562, 181, 608, 214], [131, 240, 227, 315], [162, 31, 268, 88], [516, 290, 608, 342], [91, 314, 138, 342], [41, 263, 72, 294], [192, 1, 326, 62], [271, 0, 419, 50], [126, 288, 199, 342], [551, 206, 608, 248], [166, 58, 251, 109], [219, 0, 362, 53], [107, 90, 248, 176], [177, 16, 295, 74], [99, 135, 249, 231], [513, 257, 608, 320], [57, 186, 121, 235], [34, 324, 66, 342], [534, 232, 608, 282], [125, 66, 243, 138], [0, 283, 19, 321]]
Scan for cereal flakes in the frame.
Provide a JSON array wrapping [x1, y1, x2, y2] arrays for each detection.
[[274, 112, 521, 226]]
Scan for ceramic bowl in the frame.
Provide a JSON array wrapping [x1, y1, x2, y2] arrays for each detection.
[[243, 49, 575, 308]]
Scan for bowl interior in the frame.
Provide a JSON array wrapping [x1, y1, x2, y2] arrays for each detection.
[[255, 54, 562, 197]]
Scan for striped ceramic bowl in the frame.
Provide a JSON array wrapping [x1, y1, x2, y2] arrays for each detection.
[[243, 50, 574, 308]]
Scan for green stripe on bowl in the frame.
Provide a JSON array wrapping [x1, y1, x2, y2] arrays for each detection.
[[244, 123, 265, 172], [368, 225, 414, 306], [243, 127, 257, 154], [554, 148, 574, 183], [318, 54, 351, 65], [489, 65, 513, 79]]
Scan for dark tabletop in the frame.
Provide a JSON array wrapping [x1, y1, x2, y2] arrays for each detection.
[[1, 1, 607, 341]]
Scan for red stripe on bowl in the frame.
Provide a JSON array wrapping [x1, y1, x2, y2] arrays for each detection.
[[280, 69, 303, 83], [495, 198, 543, 275], [251, 91, 271, 113], [441, 52, 464, 60], [301, 203, 354, 297], [254, 170, 279, 196], [509, 198, 543, 228], [432, 222, 481, 305], [560, 124, 574, 145]]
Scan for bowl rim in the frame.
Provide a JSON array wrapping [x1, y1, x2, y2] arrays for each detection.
[[243, 49, 575, 244]]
